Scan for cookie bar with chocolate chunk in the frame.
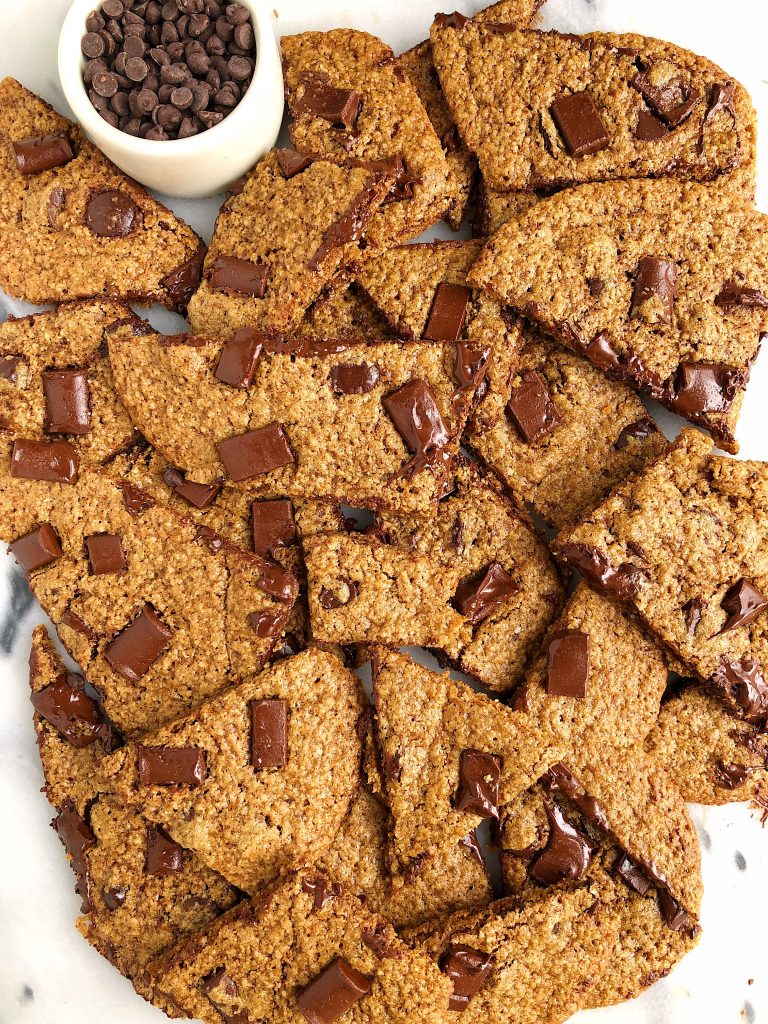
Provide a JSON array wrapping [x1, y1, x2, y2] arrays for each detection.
[[145, 868, 453, 1023], [466, 326, 666, 528], [281, 29, 454, 247], [108, 325, 477, 514], [429, 25, 754, 192], [1, 449, 297, 736], [469, 179, 768, 451], [0, 78, 204, 310]]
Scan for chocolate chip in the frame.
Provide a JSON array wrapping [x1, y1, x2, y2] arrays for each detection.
[[145, 824, 184, 874], [296, 958, 372, 1024], [162, 466, 223, 508], [716, 579, 768, 635], [301, 874, 342, 911], [82, 31, 107, 57], [42, 368, 91, 435], [92, 71, 119, 97], [319, 579, 360, 609], [102, 885, 129, 910], [225, 3, 249, 24], [527, 801, 594, 885], [550, 91, 610, 156], [86, 190, 138, 237], [137, 744, 207, 786], [250, 499, 296, 557], [250, 698, 288, 770], [10, 524, 62, 574], [454, 561, 517, 626], [86, 533, 127, 575], [546, 630, 590, 697], [715, 280, 768, 310], [632, 65, 700, 126], [329, 362, 380, 395], [506, 369, 561, 444], [0, 355, 21, 381], [105, 604, 172, 681], [12, 132, 74, 175], [10, 438, 80, 485], [296, 73, 361, 129], [215, 328, 263, 387], [31, 671, 110, 748], [631, 256, 677, 324], [634, 108, 669, 141], [455, 749, 502, 819], [668, 362, 741, 416], [614, 853, 652, 895], [441, 944, 493, 1012], [161, 245, 206, 312], [423, 282, 470, 343], [383, 379, 450, 456], [216, 422, 295, 482], [209, 255, 269, 296], [614, 417, 654, 449]]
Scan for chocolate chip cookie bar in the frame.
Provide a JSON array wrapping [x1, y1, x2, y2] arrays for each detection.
[[281, 29, 454, 247], [0, 78, 204, 310], [465, 326, 666, 527], [356, 240, 522, 433], [145, 868, 453, 1022], [429, 24, 754, 192], [108, 325, 476, 513], [2, 449, 297, 736], [469, 178, 768, 451]]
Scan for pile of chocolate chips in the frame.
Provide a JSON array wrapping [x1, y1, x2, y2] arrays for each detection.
[[80, 0, 256, 141]]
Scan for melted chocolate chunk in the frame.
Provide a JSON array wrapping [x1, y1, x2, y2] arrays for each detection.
[[711, 657, 768, 723], [556, 542, 643, 601], [137, 744, 207, 786], [247, 608, 286, 638], [0, 354, 22, 381], [458, 830, 485, 868], [506, 369, 561, 444], [11, 438, 79, 484], [104, 604, 172, 682], [214, 329, 264, 389], [271, 633, 303, 660], [455, 749, 502, 819], [632, 65, 700, 126], [250, 698, 288, 770], [423, 282, 471, 343], [296, 958, 372, 1024], [210, 255, 269, 297], [543, 762, 611, 831], [161, 245, 206, 313], [549, 91, 610, 157], [257, 561, 297, 605], [319, 579, 359, 609], [145, 824, 184, 875], [10, 523, 62, 574], [582, 332, 623, 373], [85, 533, 127, 575], [546, 630, 590, 698], [162, 467, 223, 509], [614, 417, 654, 450], [382, 379, 450, 456], [329, 362, 381, 395], [308, 176, 382, 270], [217, 422, 295, 482], [703, 82, 736, 126], [614, 853, 652, 895], [13, 131, 74, 175], [86, 190, 138, 237], [683, 596, 704, 635], [715, 280, 768, 310], [102, 885, 129, 910], [453, 561, 517, 626], [251, 499, 296, 557], [658, 889, 694, 932], [295, 73, 362, 129], [42, 368, 92, 435], [453, 342, 491, 392], [275, 147, 313, 178], [52, 801, 95, 910], [434, 12, 470, 29], [713, 760, 751, 790], [668, 362, 742, 415], [360, 921, 398, 960], [633, 108, 669, 141], [631, 257, 677, 324], [60, 608, 100, 646], [442, 943, 494, 1012], [527, 801, 594, 886], [716, 579, 768, 635], [301, 874, 342, 911], [31, 671, 111, 748], [118, 480, 156, 516], [368, 154, 418, 204]]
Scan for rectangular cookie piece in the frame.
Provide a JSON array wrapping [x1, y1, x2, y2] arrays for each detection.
[[466, 326, 667, 528], [281, 29, 454, 247], [554, 429, 768, 728], [145, 868, 453, 1023], [0, 77, 204, 310], [1, 449, 297, 736], [356, 240, 522, 433], [469, 178, 768, 452], [188, 149, 392, 338], [430, 24, 754, 192], [108, 325, 477, 514]]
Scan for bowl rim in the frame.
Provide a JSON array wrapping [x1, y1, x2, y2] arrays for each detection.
[[57, 0, 282, 158]]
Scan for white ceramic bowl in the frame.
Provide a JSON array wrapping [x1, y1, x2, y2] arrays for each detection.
[[58, 0, 284, 198]]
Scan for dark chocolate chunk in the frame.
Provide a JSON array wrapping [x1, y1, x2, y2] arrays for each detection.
[[250, 698, 288, 770], [86, 190, 138, 236], [453, 342, 491, 392], [632, 66, 700, 126], [549, 91, 610, 157], [441, 943, 493, 1013], [301, 874, 342, 911], [710, 657, 768, 723], [367, 153, 418, 204], [257, 561, 297, 605], [614, 417, 654, 450], [31, 670, 109, 748], [13, 132, 74, 175], [556, 542, 643, 601], [715, 280, 768, 310], [145, 824, 184, 874], [11, 438, 79, 485], [453, 561, 517, 626], [614, 853, 652, 895], [10, 523, 62, 574], [433, 12, 470, 29], [713, 760, 751, 790], [217, 422, 295, 481], [247, 608, 286, 638], [275, 147, 313, 178], [527, 801, 594, 886], [137, 744, 207, 786], [669, 362, 741, 415], [423, 282, 470, 343], [319, 579, 359, 609], [543, 762, 610, 830], [272, 633, 303, 660], [296, 73, 361, 129], [296, 957, 372, 1024], [360, 921, 398, 960], [683, 596, 704, 635], [382, 379, 450, 455], [631, 257, 677, 324], [546, 630, 590, 698], [582, 332, 622, 373], [703, 82, 736, 126], [250, 498, 296, 557], [458, 830, 485, 868], [85, 533, 127, 575], [42, 368, 92, 435], [104, 604, 172, 681], [162, 466, 223, 509], [633, 108, 669, 141], [0, 354, 22, 381], [329, 362, 380, 395], [203, 968, 238, 999], [60, 608, 100, 646], [658, 889, 694, 932], [716, 579, 768, 635], [455, 748, 502, 819], [214, 328, 263, 387], [506, 369, 561, 444], [307, 175, 382, 271], [118, 480, 155, 515], [210, 255, 269, 296], [52, 801, 96, 877], [161, 245, 206, 312], [102, 885, 129, 910]]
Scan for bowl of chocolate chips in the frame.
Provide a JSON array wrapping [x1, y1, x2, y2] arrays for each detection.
[[58, 0, 284, 197]]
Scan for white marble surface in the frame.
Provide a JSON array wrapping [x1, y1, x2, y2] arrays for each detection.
[[1, 0, 768, 1021]]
